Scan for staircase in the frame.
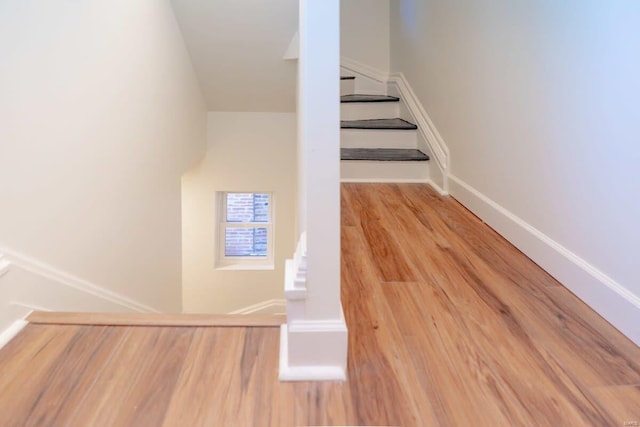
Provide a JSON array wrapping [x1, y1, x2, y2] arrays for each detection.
[[340, 74, 430, 182]]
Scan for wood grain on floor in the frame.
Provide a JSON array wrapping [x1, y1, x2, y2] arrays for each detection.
[[0, 183, 637, 426]]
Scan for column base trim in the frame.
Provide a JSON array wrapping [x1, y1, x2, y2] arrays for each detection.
[[278, 323, 347, 381]]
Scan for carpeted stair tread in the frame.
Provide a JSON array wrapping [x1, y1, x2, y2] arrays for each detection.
[[341, 94, 400, 103], [341, 148, 429, 162], [340, 75, 356, 80], [341, 118, 418, 130]]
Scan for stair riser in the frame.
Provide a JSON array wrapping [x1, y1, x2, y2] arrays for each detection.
[[341, 79, 355, 96], [341, 102, 400, 121], [341, 129, 417, 149], [341, 160, 430, 182]]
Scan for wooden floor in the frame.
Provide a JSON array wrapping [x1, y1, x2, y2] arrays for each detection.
[[0, 183, 639, 426]]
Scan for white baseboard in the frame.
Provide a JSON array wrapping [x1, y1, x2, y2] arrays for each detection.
[[449, 175, 640, 345], [10, 301, 52, 314], [278, 323, 347, 381], [283, 31, 298, 60], [428, 155, 448, 196], [428, 178, 448, 196], [340, 179, 447, 199], [388, 73, 450, 193], [341, 159, 430, 183], [0, 246, 159, 319], [0, 319, 28, 351], [228, 299, 286, 315], [341, 177, 430, 184], [0, 300, 32, 347]]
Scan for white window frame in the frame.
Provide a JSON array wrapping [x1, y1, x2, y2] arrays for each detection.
[[215, 191, 274, 270]]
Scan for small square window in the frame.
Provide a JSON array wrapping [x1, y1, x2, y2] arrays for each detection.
[[216, 192, 274, 269]]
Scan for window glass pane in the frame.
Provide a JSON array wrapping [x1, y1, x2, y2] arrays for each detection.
[[226, 193, 270, 223], [225, 227, 268, 257], [253, 193, 270, 222]]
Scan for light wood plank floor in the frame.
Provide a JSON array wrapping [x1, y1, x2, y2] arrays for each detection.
[[0, 183, 638, 426]]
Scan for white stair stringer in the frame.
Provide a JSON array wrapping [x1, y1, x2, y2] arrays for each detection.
[[387, 73, 450, 193], [0, 318, 28, 351], [0, 246, 159, 336], [341, 160, 430, 183], [340, 60, 388, 95], [341, 102, 399, 121], [341, 128, 417, 149]]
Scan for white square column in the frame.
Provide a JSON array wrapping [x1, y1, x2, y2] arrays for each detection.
[[279, 0, 348, 381]]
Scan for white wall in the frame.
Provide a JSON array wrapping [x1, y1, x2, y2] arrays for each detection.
[[0, 0, 207, 312], [170, 0, 298, 112], [390, 1, 640, 341], [182, 112, 296, 314], [341, 0, 390, 72]]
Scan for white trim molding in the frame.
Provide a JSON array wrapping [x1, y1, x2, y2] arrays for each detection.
[[388, 72, 450, 193], [284, 31, 299, 60], [229, 299, 286, 315], [279, 316, 348, 381], [341, 177, 430, 184], [0, 246, 159, 314], [10, 302, 48, 313], [0, 254, 10, 277], [449, 175, 640, 345], [280, 249, 349, 381], [0, 319, 28, 351], [340, 57, 388, 95]]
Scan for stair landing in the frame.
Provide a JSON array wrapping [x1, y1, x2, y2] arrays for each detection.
[[26, 311, 285, 327]]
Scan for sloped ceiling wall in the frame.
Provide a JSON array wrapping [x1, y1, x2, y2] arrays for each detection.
[[171, 0, 298, 112]]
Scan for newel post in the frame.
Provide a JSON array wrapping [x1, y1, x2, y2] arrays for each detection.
[[279, 0, 347, 381]]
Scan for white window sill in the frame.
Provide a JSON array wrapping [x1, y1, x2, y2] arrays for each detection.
[[215, 263, 275, 271]]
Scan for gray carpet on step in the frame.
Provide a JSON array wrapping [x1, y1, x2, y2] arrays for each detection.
[[341, 118, 418, 130], [341, 94, 400, 103], [341, 148, 429, 161]]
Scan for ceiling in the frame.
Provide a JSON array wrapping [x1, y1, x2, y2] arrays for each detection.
[[170, 0, 298, 112]]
